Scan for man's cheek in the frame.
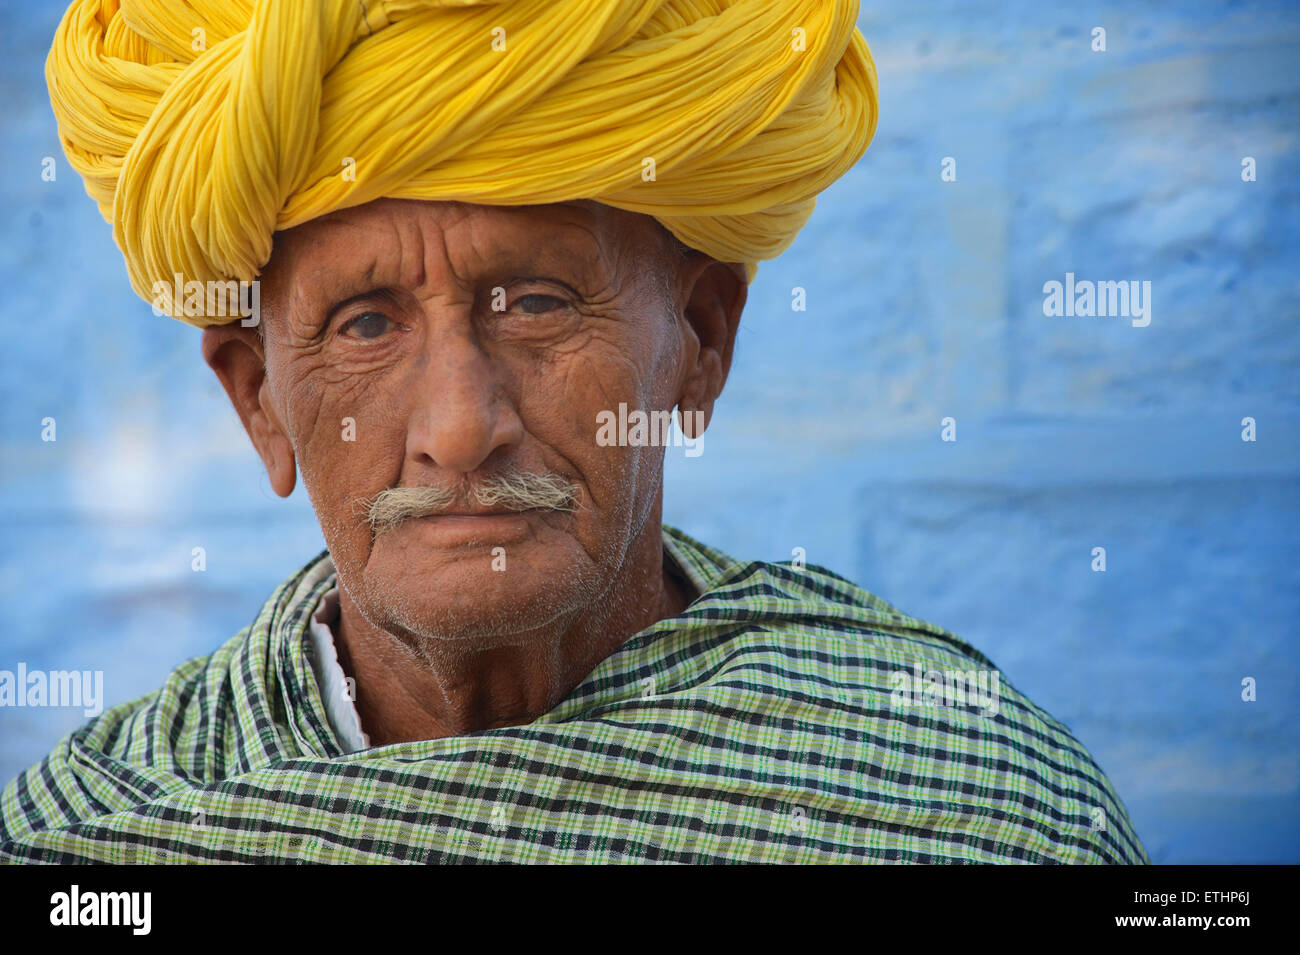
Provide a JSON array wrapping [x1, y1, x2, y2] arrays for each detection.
[[293, 368, 385, 455], [558, 357, 652, 444], [297, 400, 400, 528]]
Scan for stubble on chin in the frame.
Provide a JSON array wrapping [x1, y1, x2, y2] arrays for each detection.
[[342, 547, 609, 659]]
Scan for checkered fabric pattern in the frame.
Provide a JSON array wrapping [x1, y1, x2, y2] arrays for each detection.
[[1, 525, 1148, 863]]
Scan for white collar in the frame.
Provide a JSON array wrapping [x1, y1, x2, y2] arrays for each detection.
[[307, 586, 371, 752]]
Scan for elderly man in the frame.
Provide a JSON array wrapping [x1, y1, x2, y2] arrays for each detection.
[[3, 0, 1147, 864]]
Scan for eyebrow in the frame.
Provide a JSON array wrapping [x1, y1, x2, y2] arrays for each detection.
[[287, 205, 616, 320], [296, 250, 598, 340]]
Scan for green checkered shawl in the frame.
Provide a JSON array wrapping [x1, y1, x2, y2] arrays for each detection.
[[1, 525, 1148, 864]]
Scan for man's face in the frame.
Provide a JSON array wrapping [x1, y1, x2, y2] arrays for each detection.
[[246, 198, 717, 649]]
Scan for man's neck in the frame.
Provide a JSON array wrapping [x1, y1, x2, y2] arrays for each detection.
[[331, 520, 689, 746]]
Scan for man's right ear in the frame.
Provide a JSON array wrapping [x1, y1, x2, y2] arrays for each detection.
[[200, 324, 297, 498]]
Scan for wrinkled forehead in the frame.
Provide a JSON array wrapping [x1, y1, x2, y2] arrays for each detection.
[[262, 197, 665, 297]]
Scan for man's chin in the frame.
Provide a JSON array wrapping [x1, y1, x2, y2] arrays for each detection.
[[366, 588, 593, 650], [354, 533, 603, 646]]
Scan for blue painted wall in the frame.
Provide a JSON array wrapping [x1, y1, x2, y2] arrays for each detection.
[[2, 1, 1296, 862]]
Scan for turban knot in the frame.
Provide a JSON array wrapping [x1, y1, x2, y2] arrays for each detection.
[[47, 0, 879, 327]]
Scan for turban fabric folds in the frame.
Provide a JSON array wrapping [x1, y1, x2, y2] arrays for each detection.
[[46, 0, 879, 327]]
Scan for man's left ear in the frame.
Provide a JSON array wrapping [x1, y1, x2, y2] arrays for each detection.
[[675, 259, 747, 435]]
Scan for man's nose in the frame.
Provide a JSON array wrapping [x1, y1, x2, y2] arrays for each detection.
[[407, 326, 524, 474]]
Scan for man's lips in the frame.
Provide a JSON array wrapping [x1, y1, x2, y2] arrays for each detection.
[[391, 508, 549, 545], [413, 507, 541, 519]]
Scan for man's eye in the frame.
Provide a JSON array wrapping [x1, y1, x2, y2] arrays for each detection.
[[340, 312, 392, 339], [513, 294, 567, 315]]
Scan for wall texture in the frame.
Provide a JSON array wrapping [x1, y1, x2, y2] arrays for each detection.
[[2, 1, 1297, 862]]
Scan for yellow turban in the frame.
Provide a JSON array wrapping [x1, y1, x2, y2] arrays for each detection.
[[46, 0, 878, 328]]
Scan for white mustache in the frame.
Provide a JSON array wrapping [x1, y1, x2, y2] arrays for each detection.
[[363, 471, 579, 534]]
